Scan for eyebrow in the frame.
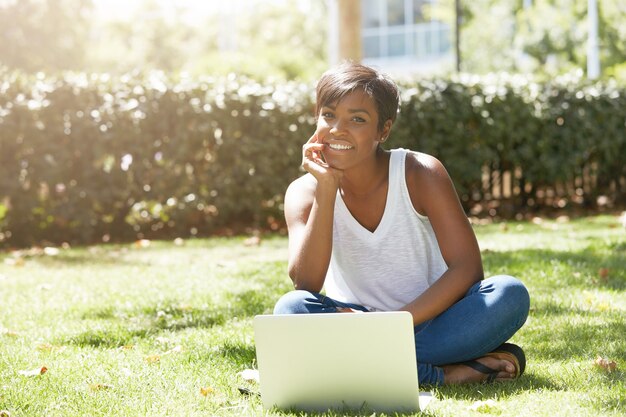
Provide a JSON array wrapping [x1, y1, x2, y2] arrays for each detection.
[[324, 104, 371, 115]]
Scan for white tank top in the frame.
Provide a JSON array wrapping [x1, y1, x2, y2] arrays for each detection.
[[324, 148, 448, 311]]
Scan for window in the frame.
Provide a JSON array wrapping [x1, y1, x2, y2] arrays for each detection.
[[361, 0, 451, 61], [413, 0, 429, 23], [386, 0, 405, 26], [362, 0, 381, 28]]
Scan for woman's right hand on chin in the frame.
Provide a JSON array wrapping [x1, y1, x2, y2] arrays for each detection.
[[301, 132, 343, 187]]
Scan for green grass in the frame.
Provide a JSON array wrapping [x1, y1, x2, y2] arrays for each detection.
[[0, 215, 624, 416]]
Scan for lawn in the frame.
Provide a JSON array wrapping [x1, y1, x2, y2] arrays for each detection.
[[0, 215, 624, 416]]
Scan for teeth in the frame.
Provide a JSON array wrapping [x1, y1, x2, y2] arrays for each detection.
[[328, 143, 353, 150]]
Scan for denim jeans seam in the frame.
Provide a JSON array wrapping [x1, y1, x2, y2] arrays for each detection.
[[414, 318, 433, 336], [463, 318, 527, 361]]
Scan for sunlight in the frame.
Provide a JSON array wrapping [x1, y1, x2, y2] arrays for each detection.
[[92, 0, 313, 24]]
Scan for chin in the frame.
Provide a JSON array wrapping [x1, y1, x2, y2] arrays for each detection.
[[322, 155, 344, 170]]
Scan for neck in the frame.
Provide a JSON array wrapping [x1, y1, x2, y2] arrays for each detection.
[[339, 148, 389, 197]]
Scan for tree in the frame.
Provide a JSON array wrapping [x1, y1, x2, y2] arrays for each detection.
[[430, 0, 626, 78], [189, 0, 328, 80], [0, 0, 93, 72]]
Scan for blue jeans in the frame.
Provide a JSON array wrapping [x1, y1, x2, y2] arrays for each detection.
[[273, 275, 530, 386]]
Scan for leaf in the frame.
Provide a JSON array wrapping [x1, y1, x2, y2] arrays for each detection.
[[594, 356, 617, 373], [469, 399, 499, 412], [37, 343, 66, 352], [145, 354, 161, 364], [200, 386, 215, 397], [0, 410, 11, 417], [89, 383, 113, 391], [1, 328, 19, 337], [239, 369, 259, 383], [18, 366, 47, 377]]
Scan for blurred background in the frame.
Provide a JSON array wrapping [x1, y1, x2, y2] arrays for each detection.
[[1, 0, 624, 81], [0, 0, 328, 80], [0, 0, 625, 247]]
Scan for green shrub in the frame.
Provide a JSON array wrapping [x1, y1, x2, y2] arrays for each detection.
[[0, 71, 313, 246], [0, 70, 624, 247], [392, 73, 626, 210]]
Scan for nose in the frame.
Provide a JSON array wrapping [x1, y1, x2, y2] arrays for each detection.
[[329, 119, 347, 136]]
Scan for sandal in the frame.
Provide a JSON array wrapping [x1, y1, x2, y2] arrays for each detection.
[[459, 343, 526, 383]]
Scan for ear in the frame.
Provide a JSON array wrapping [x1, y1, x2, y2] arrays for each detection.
[[378, 119, 393, 142]]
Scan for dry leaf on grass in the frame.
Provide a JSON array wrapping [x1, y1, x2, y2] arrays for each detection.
[[18, 366, 47, 377], [594, 356, 617, 373], [200, 386, 215, 397], [0, 410, 11, 417], [37, 343, 66, 353], [469, 399, 498, 412], [145, 354, 161, 364], [1, 328, 19, 337], [89, 383, 113, 391]]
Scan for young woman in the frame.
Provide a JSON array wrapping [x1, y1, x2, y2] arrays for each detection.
[[273, 63, 530, 386]]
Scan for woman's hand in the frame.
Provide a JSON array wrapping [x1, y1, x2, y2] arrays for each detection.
[[301, 132, 343, 186]]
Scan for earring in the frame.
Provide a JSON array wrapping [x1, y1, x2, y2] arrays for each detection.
[[380, 136, 387, 142]]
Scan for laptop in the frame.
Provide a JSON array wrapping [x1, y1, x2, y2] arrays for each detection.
[[253, 311, 432, 413]]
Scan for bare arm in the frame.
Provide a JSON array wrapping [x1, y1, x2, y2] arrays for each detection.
[[400, 153, 483, 325], [284, 133, 343, 292]]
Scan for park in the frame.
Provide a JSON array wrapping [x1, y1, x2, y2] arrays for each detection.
[[0, 1, 625, 416]]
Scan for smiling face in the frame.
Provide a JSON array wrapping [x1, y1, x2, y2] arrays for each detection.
[[317, 89, 391, 171]]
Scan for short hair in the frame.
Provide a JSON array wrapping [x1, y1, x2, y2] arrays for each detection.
[[315, 63, 400, 132]]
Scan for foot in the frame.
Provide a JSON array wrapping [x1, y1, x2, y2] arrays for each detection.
[[442, 355, 516, 384]]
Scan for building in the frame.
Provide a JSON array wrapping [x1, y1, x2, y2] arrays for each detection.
[[328, 0, 454, 76]]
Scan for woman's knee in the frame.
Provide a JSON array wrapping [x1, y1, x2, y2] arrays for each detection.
[[273, 290, 318, 315], [486, 275, 530, 326]]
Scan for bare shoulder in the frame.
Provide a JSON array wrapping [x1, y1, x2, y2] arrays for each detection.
[[284, 173, 317, 222], [286, 173, 317, 202], [404, 150, 458, 215], [404, 150, 451, 190]]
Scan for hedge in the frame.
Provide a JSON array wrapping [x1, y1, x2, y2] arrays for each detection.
[[0, 70, 624, 247], [392, 73, 626, 214]]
